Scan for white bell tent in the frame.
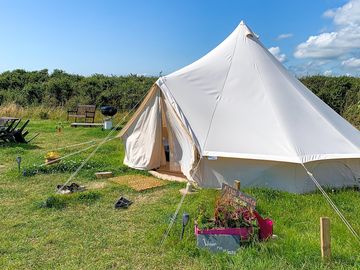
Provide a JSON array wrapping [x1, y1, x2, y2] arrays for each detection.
[[119, 21, 360, 193]]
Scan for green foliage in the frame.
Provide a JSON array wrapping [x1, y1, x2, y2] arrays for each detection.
[[39, 191, 102, 209], [23, 159, 106, 176], [76, 191, 102, 204], [300, 76, 360, 128], [0, 69, 156, 111], [196, 201, 215, 230], [39, 111, 49, 119], [39, 195, 67, 209]]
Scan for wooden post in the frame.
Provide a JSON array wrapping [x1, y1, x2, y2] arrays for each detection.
[[234, 180, 241, 191], [320, 217, 331, 261]]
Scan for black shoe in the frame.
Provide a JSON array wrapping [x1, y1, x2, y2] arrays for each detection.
[[115, 197, 133, 209]]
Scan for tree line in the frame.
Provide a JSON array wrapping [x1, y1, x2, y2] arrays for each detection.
[[0, 69, 156, 112], [301, 75, 360, 128], [0, 69, 359, 128]]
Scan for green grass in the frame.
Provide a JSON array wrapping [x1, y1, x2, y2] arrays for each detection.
[[1, 120, 360, 269]]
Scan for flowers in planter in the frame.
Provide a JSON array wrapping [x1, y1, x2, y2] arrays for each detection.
[[195, 186, 273, 253], [196, 196, 258, 229], [214, 197, 257, 229]]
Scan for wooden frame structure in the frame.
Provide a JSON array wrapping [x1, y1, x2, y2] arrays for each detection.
[[67, 105, 96, 123]]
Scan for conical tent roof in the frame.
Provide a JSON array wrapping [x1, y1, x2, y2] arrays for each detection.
[[157, 21, 360, 164]]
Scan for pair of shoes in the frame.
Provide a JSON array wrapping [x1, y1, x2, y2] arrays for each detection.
[[115, 197, 133, 209], [56, 182, 85, 194]]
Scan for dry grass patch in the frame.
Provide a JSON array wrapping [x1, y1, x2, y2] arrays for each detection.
[[86, 181, 108, 190], [109, 175, 168, 191], [0, 102, 66, 120]]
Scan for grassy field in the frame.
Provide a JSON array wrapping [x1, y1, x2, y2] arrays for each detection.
[[1, 120, 360, 269]]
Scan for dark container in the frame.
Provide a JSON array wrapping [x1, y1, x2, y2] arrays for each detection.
[[100, 106, 118, 117]]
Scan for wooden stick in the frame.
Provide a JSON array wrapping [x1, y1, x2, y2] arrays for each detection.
[[320, 217, 331, 261], [234, 180, 241, 191]]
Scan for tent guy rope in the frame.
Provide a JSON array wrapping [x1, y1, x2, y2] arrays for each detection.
[[56, 91, 149, 194], [39, 137, 117, 167], [301, 163, 360, 243], [159, 157, 202, 247], [160, 182, 191, 247], [49, 139, 98, 152]]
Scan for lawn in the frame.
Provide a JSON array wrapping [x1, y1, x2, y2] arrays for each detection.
[[1, 120, 360, 269]]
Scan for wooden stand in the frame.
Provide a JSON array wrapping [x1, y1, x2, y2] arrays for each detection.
[[320, 217, 331, 261], [234, 180, 241, 191]]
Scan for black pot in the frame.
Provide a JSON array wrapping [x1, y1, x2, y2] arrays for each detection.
[[100, 106, 118, 117]]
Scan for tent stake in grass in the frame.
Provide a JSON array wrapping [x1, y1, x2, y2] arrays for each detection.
[[320, 217, 331, 262]]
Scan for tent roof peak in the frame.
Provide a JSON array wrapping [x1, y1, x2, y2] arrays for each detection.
[[237, 20, 257, 38]]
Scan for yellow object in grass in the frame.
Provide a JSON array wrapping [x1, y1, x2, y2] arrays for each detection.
[[45, 151, 60, 160]]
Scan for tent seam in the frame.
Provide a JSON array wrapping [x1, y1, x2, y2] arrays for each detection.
[[249, 40, 301, 163], [202, 26, 241, 152]]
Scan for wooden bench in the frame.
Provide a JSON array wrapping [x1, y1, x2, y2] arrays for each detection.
[[67, 105, 96, 123]]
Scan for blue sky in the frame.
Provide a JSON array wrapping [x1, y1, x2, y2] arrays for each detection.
[[1, 0, 359, 76]]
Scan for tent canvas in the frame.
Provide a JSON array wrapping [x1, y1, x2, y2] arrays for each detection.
[[119, 21, 360, 193]]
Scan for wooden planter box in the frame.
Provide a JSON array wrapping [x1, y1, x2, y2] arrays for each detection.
[[195, 213, 273, 254]]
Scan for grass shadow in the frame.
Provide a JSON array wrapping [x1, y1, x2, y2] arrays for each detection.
[[0, 142, 42, 150]]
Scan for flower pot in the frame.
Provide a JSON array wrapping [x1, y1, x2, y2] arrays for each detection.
[[195, 225, 254, 254]]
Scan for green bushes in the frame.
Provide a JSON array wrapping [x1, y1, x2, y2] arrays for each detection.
[[300, 75, 360, 128], [0, 69, 156, 111]]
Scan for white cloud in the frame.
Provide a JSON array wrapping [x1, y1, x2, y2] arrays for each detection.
[[276, 33, 293, 40], [268, 46, 287, 62], [323, 9, 336, 19], [323, 0, 360, 26], [294, 0, 360, 60], [323, 70, 333, 76], [342, 57, 360, 68]]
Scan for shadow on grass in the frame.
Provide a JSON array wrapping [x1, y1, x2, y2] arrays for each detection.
[[0, 142, 42, 150]]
